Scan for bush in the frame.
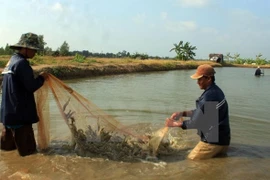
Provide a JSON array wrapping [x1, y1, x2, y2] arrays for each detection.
[[73, 53, 86, 63], [0, 60, 9, 68], [256, 59, 268, 65], [234, 58, 245, 64], [130, 52, 149, 60], [30, 55, 44, 65]]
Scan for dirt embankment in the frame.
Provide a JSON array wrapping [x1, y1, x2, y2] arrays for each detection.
[[0, 63, 196, 83], [3, 60, 265, 82], [31, 63, 212, 80]]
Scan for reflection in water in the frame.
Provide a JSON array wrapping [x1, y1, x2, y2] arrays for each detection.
[[1, 67, 270, 179]]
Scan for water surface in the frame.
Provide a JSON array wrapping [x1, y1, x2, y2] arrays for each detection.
[[1, 67, 270, 179]]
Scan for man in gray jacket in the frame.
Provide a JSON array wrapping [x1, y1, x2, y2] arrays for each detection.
[[166, 64, 231, 160]]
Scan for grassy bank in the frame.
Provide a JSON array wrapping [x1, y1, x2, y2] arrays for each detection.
[[0, 56, 220, 80], [32, 59, 223, 80], [0, 55, 269, 81]]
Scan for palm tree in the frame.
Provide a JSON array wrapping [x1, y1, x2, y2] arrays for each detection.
[[183, 42, 197, 60], [255, 53, 262, 60], [233, 53, 240, 61], [170, 40, 184, 60], [225, 52, 231, 62], [170, 41, 196, 60]]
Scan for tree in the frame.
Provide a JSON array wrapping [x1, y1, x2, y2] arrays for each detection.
[[116, 50, 129, 58], [59, 41, 70, 56], [182, 42, 197, 60], [255, 53, 267, 65], [255, 53, 263, 60], [130, 52, 148, 60], [82, 50, 90, 57], [170, 41, 197, 60], [225, 52, 232, 61], [233, 53, 240, 61], [0, 47, 5, 55], [4, 44, 13, 55], [38, 35, 47, 55], [52, 49, 60, 57], [44, 47, 53, 56], [170, 40, 184, 60]]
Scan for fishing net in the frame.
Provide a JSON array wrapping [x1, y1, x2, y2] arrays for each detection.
[[35, 74, 184, 161]]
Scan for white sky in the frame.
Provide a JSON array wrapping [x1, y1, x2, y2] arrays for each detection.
[[1, 0, 270, 59]]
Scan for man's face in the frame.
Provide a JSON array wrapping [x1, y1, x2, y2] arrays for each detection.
[[26, 48, 37, 58], [197, 76, 211, 90]]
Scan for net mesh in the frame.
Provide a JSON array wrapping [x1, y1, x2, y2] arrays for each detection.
[[35, 74, 183, 161]]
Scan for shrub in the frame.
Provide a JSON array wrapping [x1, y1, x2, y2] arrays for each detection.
[[30, 55, 44, 65], [73, 53, 86, 63], [256, 58, 268, 65], [0, 60, 9, 68]]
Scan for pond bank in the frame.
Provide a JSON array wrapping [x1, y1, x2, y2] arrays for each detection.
[[1, 60, 269, 82], [31, 61, 225, 80]]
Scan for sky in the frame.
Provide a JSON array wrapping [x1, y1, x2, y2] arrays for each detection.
[[1, 0, 270, 59]]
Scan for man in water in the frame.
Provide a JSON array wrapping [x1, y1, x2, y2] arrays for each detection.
[[0, 32, 48, 156], [165, 64, 231, 160], [255, 66, 263, 76]]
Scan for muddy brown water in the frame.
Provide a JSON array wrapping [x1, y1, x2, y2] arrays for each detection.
[[1, 67, 270, 179]]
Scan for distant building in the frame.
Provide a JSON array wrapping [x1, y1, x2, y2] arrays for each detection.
[[209, 54, 223, 63]]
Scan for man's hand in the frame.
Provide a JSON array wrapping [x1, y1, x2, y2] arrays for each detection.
[[40, 72, 49, 80], [165, 118, 182, 127], [170, 112, 181, 120]]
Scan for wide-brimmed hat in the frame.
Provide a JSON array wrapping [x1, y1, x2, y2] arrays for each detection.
[[9, 32, 40, 50], [190, 64, 216, 79]]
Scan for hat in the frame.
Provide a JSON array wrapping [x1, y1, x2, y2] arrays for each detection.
[[9, 32, 40, 50], [190, 64, 216, 79]]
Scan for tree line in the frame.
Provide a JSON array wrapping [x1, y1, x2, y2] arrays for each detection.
[[0, 42, 171, 60], [0, 34, 199, 61], [224, 52, 269, 65], [2, 35, 269, 65], [0, 37, 170, 60]]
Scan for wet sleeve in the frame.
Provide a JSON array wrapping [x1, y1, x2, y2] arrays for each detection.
[[181, 108, 201, 129], [182, 91, 219, 130]]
